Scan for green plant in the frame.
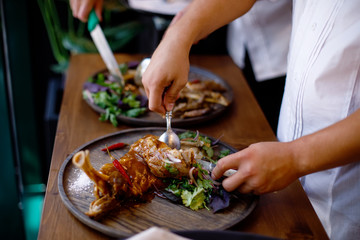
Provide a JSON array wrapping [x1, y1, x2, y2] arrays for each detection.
[[37, 0, 144, 73]]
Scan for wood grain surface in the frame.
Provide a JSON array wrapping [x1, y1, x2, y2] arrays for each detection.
[[38, 54, 329, 240]]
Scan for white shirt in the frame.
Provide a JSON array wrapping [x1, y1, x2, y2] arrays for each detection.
[[277, 0, 360, 239], [227, 0, 292, 81]]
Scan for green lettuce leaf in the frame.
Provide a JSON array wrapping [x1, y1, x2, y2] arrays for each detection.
[[181, 187, 206, 210]]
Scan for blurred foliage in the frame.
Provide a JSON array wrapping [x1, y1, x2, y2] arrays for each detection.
[[37, 0, 144, 73]]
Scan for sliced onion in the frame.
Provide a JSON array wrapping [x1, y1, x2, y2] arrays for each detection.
[[193, 130, 200, 141], [165, 153, 182, 163], [212, 133, 224, 146], [154, 191, 167, 199], [189, 167, 198, 187], [161, 158, 175, 164], [152, 184, 167, 199]]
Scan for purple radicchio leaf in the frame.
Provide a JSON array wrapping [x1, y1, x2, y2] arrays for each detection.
[[117, 100, 131, 110], [212, 133, 224, 146], [83, 82, 108, 93], [136, 94, 148, 108], [127, 61, 139, 69], [209, 189, 231, 213]]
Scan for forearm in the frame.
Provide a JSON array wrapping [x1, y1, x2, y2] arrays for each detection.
[[293, 109, 360, 176], [143, 0, 255, 113], [164, 0, 256, 53]]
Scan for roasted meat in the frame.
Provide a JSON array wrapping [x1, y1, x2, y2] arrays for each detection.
[[131, 135, 196, 178], [72, 134, 196, 219], [173, 81, 230, 118]]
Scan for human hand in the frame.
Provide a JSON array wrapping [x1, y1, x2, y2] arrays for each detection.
[[142, 0, 255, 114], [211, 141, 301, 195], [142, 36, 190, 115], [70, 0, 103, 22]]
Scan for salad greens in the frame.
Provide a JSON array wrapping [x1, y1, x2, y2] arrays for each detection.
[[179, 131, 214, 160], [182, 187, 207, 210], [166, 163, 214, 211], [164, 131, 232, 212], [82, 62, 147, 127]]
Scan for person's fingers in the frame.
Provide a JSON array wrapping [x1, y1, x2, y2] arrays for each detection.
[[70, 0, 103, 22], [143, 70, 169, 115], [220, 170, 248, 192], [94, 0, 104, 21], [217, 158, 260, 194], [143, 82, 150, 102], [142, 77, 166, 114], [142, 61, 178, 114], [236, 182, 263, 195], [163, 81, 186, 111], [147, 89, 166, 115], [211, 152, 243, 180], [69, 0, 81, 18], [78, 3, 94, 22]]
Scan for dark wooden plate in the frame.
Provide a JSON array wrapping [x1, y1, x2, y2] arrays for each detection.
[[83, 66, 233, 127], [58, 128, 257, 238]]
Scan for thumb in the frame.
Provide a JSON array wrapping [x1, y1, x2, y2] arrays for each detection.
[[163, 91, 179, 111], [163, 83, 184, 111]]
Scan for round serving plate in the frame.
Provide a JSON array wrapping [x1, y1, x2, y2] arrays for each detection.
[[83, 65, 233, 127], [58, 128, 257, 238]]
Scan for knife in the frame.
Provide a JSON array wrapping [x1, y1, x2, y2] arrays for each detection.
[[88, 10, 125, 87], [196, 159, 237, 178]]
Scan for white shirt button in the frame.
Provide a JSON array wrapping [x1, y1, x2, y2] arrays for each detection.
[[312, 23, 317, 31]]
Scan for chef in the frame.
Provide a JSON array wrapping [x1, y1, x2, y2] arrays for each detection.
[[141, 1, 360, 239]]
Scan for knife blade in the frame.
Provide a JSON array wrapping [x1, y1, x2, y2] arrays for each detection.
[[196, 159, 237, 177], [88, 10, 125, 87]]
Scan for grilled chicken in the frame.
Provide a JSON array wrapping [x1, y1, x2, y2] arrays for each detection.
[[131, 135, 196, 178], [72, 134, 196, 219]]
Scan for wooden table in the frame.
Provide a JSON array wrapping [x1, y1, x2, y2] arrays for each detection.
[[38, 54, 328, 240]]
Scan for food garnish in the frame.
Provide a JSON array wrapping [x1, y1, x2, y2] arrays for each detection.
[[105, 146, 132, 187], [163, 131, 232, 212], [101, 142, 127, 151]]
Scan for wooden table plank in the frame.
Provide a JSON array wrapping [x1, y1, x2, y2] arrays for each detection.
[[38, 54, 328, 240]]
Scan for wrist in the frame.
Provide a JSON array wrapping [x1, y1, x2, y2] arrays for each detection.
[[164, 25, 195, 54], [290, 137, 315, 177]]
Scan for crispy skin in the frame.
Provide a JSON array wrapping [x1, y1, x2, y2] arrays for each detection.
[[131, 135, 196, 178], [73, 150, 110, 196], [72, 134, 196, 219]]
